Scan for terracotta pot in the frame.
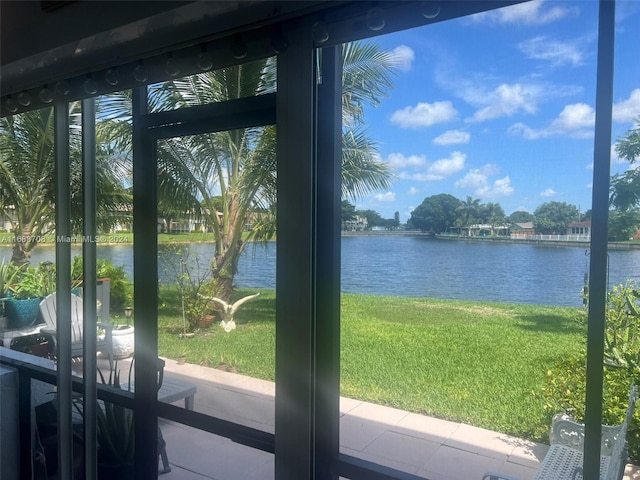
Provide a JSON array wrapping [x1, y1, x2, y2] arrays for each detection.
[[198, 314, 215, 328]]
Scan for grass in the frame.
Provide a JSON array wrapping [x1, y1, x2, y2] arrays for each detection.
[[157, 287, 586, 443]]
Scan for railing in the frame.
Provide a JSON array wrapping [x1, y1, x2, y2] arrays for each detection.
[[1, 347, 430, 480], [511, 234, 591, 242]]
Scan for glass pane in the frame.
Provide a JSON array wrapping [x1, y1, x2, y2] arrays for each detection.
[[155, 126, 276, 432], [337, 1, 640, 477], [160, 420, 274, 479], [148, 56, 276, 113]]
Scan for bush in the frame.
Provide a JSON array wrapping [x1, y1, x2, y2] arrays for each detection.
[[159, 245, 223, 333], [542, 282, 640, 462], [71, 256, 132, 314], [541, 355, 640, 462]]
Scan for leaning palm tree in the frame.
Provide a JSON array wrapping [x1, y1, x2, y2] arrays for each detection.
[[0, 105, 131, 264]]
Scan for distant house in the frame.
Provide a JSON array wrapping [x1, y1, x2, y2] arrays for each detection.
[[1, 205, 17, 232], [567, 220, 591, 237], [510, 222, 534, 236], [343, 215, 368, 232]]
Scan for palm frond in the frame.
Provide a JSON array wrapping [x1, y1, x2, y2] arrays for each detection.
[[341, 127, 392, 199]]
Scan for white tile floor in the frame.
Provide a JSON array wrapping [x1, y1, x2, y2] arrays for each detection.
[[155, 359, 640, 480]]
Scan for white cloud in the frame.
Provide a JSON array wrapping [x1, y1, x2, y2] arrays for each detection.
[[429, 151, 466, 177], [467, 83, 539, 122], [387, 153, 427, 169], [390, 101, 458, 128], [553, 103, 595, 131], [518, 36, 585, 66], [613, 89, 640, 123], [586, 145, 628, 170], [509, 102, 595, 139], [540, 188, 558, 197], [455, 164, 499, 189], [455, 164, 513, 199], [611, 144, 620, 165], [396, 151, 466, 182], [471, 0, 576, 25], [390, 45, 415, 72], [510, 91, 640, 140], [373, 191, 396, 203], [477, 177, 515, 199], [408, 186, 419, 195], [433, 129, 471, 145]]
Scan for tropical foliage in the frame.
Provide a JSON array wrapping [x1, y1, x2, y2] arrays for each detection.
[[409, 193, 461, 233], [100, 42, 396, 300], [608, 120, 640, 240], [542, 282, 640, 461], [533, 201, 580, 235], [1, 42, 397, 301], [0, 105, 130, 264]]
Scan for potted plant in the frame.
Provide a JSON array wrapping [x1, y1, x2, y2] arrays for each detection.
[[71, 366, 135, 479], [0, 258, 22, 327], [4, 263, 52, 328], [111, 306, 135, 359]]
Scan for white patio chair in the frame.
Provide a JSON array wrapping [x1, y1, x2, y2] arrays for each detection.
[[38, 293, 113, 370]]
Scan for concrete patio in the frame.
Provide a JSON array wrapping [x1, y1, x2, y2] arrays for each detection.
[[148, 359, 640, 480]]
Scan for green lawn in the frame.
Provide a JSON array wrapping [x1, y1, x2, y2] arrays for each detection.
[[157, 287, 585, 443]]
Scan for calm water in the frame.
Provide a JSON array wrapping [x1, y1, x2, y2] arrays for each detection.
[[3, 237, 640, 308]]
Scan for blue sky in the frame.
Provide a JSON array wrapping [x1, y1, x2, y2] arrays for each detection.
[[354, 0, 640, 222]]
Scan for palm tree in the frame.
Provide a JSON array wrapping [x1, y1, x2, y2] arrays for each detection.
[[98, 42, 396, 301], [481, 202, 506, 236], [456, 196, 480, 236], [0, 105, 130, 264]]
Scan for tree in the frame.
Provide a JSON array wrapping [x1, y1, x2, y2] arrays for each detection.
[[479, 202, 506, 229], [456, 196, 480, 230], [508, 210, 534, 223], [342, 200, 357, 223], [102, 41, 396, 301], [409, 194, 461, 234], [615, 118, 640, 163], [0, 106, 130, 264], [608, 209, 640, 241], [393, 211, 400, 229], [533, 201, 580, 234], [610, 120, 640, 212], [356, 209, 384, 229]]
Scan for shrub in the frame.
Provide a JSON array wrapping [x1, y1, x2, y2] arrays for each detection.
[[542, 282, 640, 461], [71, 256, 132, 314], [541, 355, 640, 462], [159, 245, 223, 333]]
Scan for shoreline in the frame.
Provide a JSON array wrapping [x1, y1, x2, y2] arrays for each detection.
[[341, 230, 640, 250], [3, 230, 640, 251]]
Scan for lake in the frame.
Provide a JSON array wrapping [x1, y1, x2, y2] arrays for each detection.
[[3, 236, 640, 308]]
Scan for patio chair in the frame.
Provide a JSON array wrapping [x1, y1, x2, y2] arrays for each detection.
[[38, 293, 114, 371]]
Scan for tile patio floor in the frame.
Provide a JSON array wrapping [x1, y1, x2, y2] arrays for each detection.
[[146, 358, 640, 480]]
